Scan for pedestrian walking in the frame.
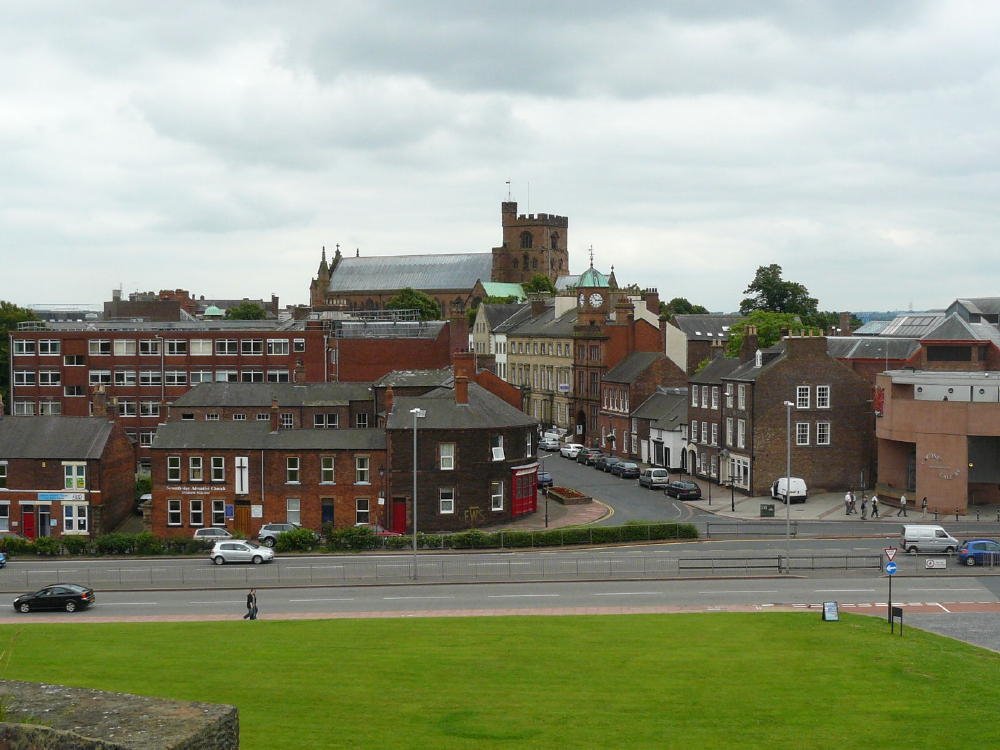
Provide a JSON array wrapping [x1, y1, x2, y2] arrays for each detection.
[[921, 496, 928, 518], [898, 495, 907, 517], [849, 490, 856, 514], [860, 496, 867, 520], [844, 490, 852, 516], [243, 588, 257, 620], [871, 495, 879, 519]]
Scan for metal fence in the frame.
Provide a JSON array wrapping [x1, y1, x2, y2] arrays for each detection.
[[1, 553, 885, 592]]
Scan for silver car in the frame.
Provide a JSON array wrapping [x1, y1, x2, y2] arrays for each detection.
[[210, 540, 275, 565], [193, 527, 233, 541], [257, 522, 300, 547]]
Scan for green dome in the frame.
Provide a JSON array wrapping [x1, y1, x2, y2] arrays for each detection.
[[204, 305, 224, 317], [578, 266, 610, 288]]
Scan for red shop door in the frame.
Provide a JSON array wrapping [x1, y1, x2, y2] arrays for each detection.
[[391, 498, 408, 535], [510, 471, 537, 518], [21, 507, 37, 540]]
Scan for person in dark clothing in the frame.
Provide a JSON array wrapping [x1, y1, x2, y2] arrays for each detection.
[[243, 588, 257, 620]]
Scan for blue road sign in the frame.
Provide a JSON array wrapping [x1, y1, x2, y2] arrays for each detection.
[[885, 561, 898, 575]]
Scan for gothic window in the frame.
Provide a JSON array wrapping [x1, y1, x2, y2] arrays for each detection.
[[520, 231, 533, 249], [551, 232, 559, 249]]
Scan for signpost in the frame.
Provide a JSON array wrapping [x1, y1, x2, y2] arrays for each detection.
[[885, 560, 897, 623], [884, 547, 897, 562]]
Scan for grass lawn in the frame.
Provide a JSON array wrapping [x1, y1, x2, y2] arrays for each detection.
[[1, 612, 997, 748]]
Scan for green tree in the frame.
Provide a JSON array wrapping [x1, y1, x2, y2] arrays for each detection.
[[1, 301, 37, 409], [523, 274, 556, 295], [386, 287, 441, 321], [224, 301, 267, 320], [660, 297, 709, 319], [739, 264, 818, 319], [725, 310, 803, 357]]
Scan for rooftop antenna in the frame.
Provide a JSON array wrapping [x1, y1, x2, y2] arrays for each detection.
[[505, 180, 511, 200], [589, 244, 594, 268]]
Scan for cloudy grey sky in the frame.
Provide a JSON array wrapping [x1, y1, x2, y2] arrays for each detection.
[[4, 1, 998, 313]]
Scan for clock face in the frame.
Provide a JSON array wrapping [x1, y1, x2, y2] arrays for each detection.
[[589, 293, 604, 308]]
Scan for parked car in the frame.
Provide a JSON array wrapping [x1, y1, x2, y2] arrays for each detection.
[[576, 448, 602, 465], [771, 477, 808, 504], [193, 527, 234, 541], [537, 471, 554, 489], [900, 524, 959, 554], [257, 522, 301, 547], [612, 461, 640, 479], [210, 540, 275, 565], [638, 468, 670, 489], [582, 450, 605, 467], [13, 583, 95, 613], [665, 480, 702, 500], [595, 455, 621, 472], [560, 443, 585, 459], [957, 539, 1000, 566], [0, 551, 6, 568], [539, 436, 561, 451]]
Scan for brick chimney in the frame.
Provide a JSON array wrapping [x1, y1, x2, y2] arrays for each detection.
[[455, 375, 469, 405], [270, 398, 280, 432], [384, 385, 394, 417], [92, 385, 109, 418], [710, 338, 725, 358], [839, 311, 852, 335], [644, 288, 660, 315], [448, 301, 469, 354], [739, 325, 759, 364], [452, 349, 475, 380], [529, 293, 548, 317], [293, 358, 305, 383]]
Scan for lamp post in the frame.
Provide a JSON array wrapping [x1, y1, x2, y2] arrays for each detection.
[[410, 407, 426, 580], [783, 400, 794, 574]]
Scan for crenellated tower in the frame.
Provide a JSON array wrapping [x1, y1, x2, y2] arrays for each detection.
[[491, 201, 569, 284]]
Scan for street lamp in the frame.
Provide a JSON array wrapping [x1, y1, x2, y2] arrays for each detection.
[[783, 400, 794, 574], [410, 407, 426, 580]]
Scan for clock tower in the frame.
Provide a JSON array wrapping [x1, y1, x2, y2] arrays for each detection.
[[572, 259, 612, 445]]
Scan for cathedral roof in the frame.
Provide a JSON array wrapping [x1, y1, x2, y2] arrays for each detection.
[[326, 253, 494, 293]]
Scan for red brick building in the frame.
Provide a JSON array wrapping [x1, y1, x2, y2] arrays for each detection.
[[0, 416, 135, 539]]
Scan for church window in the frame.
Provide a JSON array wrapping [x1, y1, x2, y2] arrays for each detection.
[[520, 231, 533, 249], [551, 232, 559, 249]]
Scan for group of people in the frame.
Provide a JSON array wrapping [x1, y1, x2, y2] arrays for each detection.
[[844, 491, 928, 520]]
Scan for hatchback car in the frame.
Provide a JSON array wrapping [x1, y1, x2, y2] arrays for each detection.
[[559, 443, 585, 458], [211, 540, 275, 565], [576, 448, 602, 465], [665, 480, 702, 500], [537, 470, 554, 489], [14, 584, 95, 613], [193, 527, 234, 541], [614, 462, 640, 479], [957, 539, 1000, 567], [539, 436, 561, 451], [596, 456, 622, 473], [257, 522, 301, 547]]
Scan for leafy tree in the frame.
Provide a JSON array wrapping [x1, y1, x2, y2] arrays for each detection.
[[386, 287, 441, 321], [224, 301, 267, 320], [725, 310, 802, 357], [809, 310, 863, 333], [523, 274, 556, 295], [0, 301, 37, 408], [660, 297, 709, 319], [739, 264, 818, 319]]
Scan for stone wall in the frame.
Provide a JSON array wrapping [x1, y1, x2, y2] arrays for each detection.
[[0, 680, 238, 749]]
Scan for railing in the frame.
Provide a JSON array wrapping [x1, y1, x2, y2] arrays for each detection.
[[704, 522, 799, 538]]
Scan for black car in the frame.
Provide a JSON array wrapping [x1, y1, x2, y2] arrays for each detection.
[[593, 455, 619, 472], [614, 462, 640, 479], [537, 471, 554, 489], [14, 584, 95, 613], [664, 480, 702, 500]]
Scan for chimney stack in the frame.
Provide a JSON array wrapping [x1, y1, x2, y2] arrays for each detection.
[[92, 385, 109, 418], [447, 301, 469, 355], [529, 293, 547, 317], [839, 311, 852, 335], [644, 288, 660, 315], [293, 358, 305, 383], [739, 325, 759, 364], [384, 385, 395, 417], [455, 375, 469, 405]]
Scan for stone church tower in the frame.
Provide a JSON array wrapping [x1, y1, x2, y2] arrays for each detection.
[[490, 201, 569, 284]]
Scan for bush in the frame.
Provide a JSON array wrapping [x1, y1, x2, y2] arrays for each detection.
[[0, 536, 33, 556], [448, 530, 500, 549], [326, 526, 377, 552], [164, 537, 211, 555], [61, 536, 91, 555], [134, 532, 165, 555], [383, 535, 413, 551], [94, 533, 136, 555], [277, 527, 320, 552], [32, 536, 61, 556]]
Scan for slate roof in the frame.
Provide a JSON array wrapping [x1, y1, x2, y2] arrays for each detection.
[[952, 297, 1000, 316], [0, 417, 114, 459], [603, 352, 663, 384], [632, 388, 689, 430], [670, 314, 743, 341], [507, 305, 577, 338], [386, 383, 537, 431], [555, 274, 580, 291], [921, 313, 1000, 347], [853, 319, 891, 335], [494, 304, 539, 334], [825, 336, 920, 361], [481, 303, 527, 330], [372, 368, 453, 389], [326, 253, 493, 293], [690, 356, 741, 385], [152, 422, 385, 451], [171, 382, 373, 408]]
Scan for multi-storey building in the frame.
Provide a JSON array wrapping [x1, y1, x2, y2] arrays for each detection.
[[687, 352, 741, 482], [665, 314, 744, 375], [0, 415, 135, 539], [631, 387, 689, 470]]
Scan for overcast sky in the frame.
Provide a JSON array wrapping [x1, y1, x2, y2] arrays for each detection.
[[4, 1, 999, 314]]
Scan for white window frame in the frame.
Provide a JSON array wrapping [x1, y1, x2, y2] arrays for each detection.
[[190, 499, 204, 527], [0, 462, 6, 489], [167, 456, 181, 482], [490, 481, 504, 511], [113, 370, 135, 386], [211, 456, 225, 482], [355, 456, 370, 484], [189, 456, 203, 482], [165, 339, 187, 355], [491, 435, 504, 462], [63, 462, 86, 490], [212, 500, 226, 526], [691, 385, 699, 407], [737, 384, 746, 410], [817, 422, 831, 445], [113, 339, 136, 356], [691, 422, 698, 443], [816, 385, 831, 409], [321, 456, 335, 484], [38, 370, 61, 385], [737, 419, 746, 449], [267, 339, 290, 355], [286, 456, 300, 484], [13, 340, 35, 355], [439, 443, 455, 471], [139, 339, 160, 355], [355, 497, 370, 525], [168, 499, 182, 526], [711, 386, 719, 410], [190, 339, 213, 356], [140, 400, 160, 417], [439, 487, 455, 514], [267, 369, 290, 382], [88, 340, 111, 356], [139, 370, 162, 386], [286, 497, 301, 525], [796, 422, 810, 446], [38, 339, 60, 355], [215, 339, 238, 355], [796, 386, 810, 409]]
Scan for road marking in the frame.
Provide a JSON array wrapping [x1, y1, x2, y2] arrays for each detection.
[[932, 602, 952, 613], [815, 589, 875, 593], [289, 598, 355, 602], [592, 592, 659, 596], [95, 602, 158, 607], [700, 590, 778, 594], [487, 594, 560, 599], [910, 588, 980, 591], [383, 596, 455, 601], [469, 562, 530, 567], [188, 600, 244, 605]]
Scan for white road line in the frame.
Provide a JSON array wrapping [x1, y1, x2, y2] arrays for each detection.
[[469, 562, 531, 567], [487, 594, 560, 599], [189, 600, 243, 605], [910, 588, 980, 591], [289, 598, 355, 603], [701, 590, 778, 594], [932, 602, 952, 613], [592, 592, 659, 597], [95, 602, 158, 607], [815, 589, 875, 593], [383, 596, 456, 601]]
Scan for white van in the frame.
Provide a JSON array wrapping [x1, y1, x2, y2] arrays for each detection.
[[771, 477, 807, 504], [638, 468, 670, 489], [901, 524, 959, 554]]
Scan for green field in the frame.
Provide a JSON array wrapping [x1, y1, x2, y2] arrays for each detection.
[[1, 613, 996, 748]]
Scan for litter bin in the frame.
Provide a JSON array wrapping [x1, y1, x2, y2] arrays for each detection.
[[760, 503, 775, 518]]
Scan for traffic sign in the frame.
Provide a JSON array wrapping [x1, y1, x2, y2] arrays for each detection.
[[884, 547, 897, 562], [885, 561, 898, 575]]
